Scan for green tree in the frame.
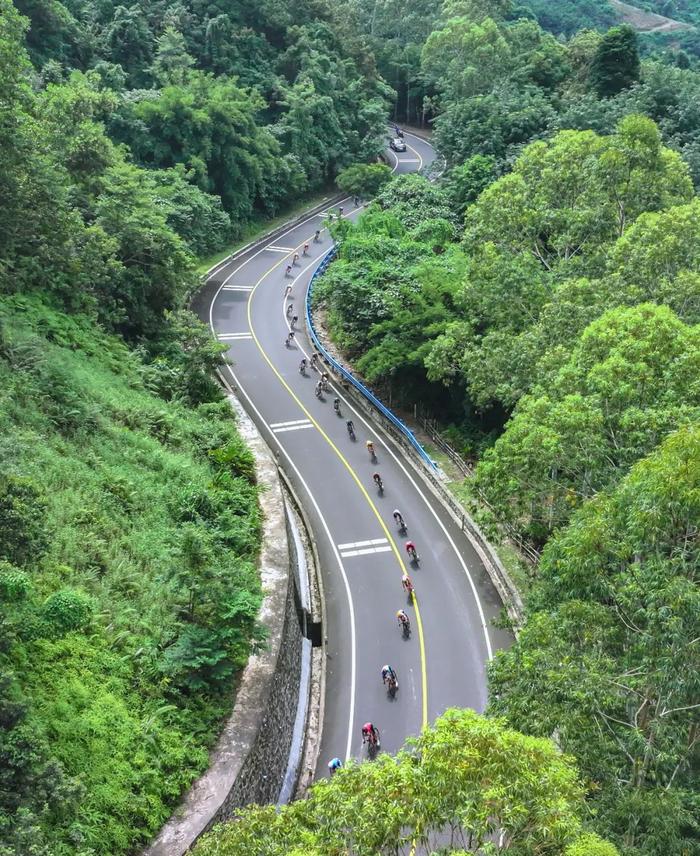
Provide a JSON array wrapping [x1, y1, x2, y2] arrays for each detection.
[[604, 197, 700, 324], [336, 162, 392, 198], [374, 173, 456, 228], [589, 25, 640, 98], [490, 425, 700, 852], [93, 160, 196, 340], [195, 708, 617, 855], [126, 71, 284, 222], [464, 119, 692, 272], [443, 154, 497, 216], [475, 303, 700, 543], [101, 5, 153, 86], [151, 165, 231, 256], [422, 16, 511, 101], [150, 26, 195, 86]]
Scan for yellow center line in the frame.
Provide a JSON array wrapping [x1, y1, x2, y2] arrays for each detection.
[[240, 240, 429, 730]]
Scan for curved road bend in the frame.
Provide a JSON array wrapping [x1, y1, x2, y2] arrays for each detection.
[[194, 132, 512, 775]]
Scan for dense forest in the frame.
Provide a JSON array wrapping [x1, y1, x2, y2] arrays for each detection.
[[310, 1, 700, 854], [0, 0, 390, 850], [2, 0, 699, 852]]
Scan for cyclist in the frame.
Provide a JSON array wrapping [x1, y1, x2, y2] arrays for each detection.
[[373, 472, 383, 490], [362, 722, 380, 747], [401, 573, 413, 595], [303, 243, 310, 256], [314, 229, 321, 243], [310, 353, 319, 370], [299, 358, 307, 374], [392, 509, 404, 528], [291, 314, 298, 327], [338, 206, 344, 219], [397, 609, 410, 632], [321, 371, 331, 391], [353, 195, 360, 207], [333, 397, 341, 414], [285, 331, 295, 347], [381, 664, 397, 686], [286, 303, 294, 318], [366, 440, 375, 457], [285, 264, 292, 277], [315, 381, 323, 398], [405, 540, 418, 561], [328, 757, 342, 775], [293, 252, 300, 265], [346, 419, 355, 439]]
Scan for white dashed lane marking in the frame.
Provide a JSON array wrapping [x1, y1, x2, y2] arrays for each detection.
[[218, 332, 252, 340], [270, 419, 313, 434], [337, 538, 391, 558]]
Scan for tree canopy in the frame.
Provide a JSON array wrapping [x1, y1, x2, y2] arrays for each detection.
[[195, 708, 619, 856], [489, 425, 700, 853]]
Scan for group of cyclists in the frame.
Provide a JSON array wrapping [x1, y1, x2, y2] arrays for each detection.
[[279, 207, 422, 775]]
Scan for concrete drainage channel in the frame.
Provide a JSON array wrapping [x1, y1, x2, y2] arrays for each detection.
[[143, 393, 325, 856]]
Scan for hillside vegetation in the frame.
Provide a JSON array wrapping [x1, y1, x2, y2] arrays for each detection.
[[2, 0, 699, 853], [0, 297, 261, 854], [312, 2, 700, 853]]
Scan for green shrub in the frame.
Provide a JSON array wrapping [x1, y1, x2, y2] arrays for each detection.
[[0, 477, 49, 568], [42, 590, 93, 634]]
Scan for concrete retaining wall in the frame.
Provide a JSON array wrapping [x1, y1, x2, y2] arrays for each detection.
[[143, 395, 310, 856]]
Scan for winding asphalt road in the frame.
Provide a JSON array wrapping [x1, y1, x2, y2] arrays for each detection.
[[195, 132, 512, 776]]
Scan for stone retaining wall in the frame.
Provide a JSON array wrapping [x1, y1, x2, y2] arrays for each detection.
[[143, 394, 308, 856]]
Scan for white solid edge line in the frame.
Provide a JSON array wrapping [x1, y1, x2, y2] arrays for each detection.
[[203, 137, 433, 759], [217, 365, 358, 765]]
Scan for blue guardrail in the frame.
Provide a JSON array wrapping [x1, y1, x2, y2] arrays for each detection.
[[305, 246, 438, 472]]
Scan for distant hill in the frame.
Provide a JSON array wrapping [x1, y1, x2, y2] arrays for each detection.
[[609, 0, 694, 32], [512, 0, 616, 36], [514, 0, 694, 36]]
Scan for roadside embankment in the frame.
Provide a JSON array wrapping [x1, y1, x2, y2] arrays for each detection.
[[143, 393, 324, 856]]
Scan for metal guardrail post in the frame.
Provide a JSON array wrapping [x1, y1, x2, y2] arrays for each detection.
[[305, 247, 438, 472], [305, 247, 526, 628]]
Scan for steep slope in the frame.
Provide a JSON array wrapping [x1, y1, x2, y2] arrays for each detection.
[[0, 296, 261, 855]]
